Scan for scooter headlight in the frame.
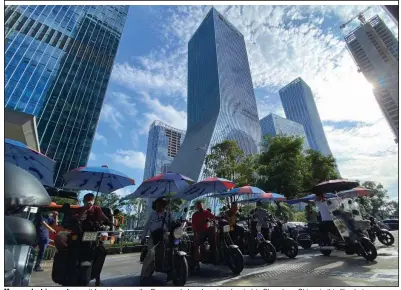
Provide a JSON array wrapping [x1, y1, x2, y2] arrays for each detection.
[[173, 228, 183, 239], [256, 225, 262, 232]]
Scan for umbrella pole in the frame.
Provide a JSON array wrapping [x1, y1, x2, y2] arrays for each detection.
[[168, 181, 171, 229], [94, 172, 105, 204]]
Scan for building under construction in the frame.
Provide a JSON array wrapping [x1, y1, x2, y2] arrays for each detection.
[[343, 13, 399, 143]]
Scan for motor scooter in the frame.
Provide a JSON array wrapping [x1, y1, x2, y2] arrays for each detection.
[[319, 197, 377, 261]]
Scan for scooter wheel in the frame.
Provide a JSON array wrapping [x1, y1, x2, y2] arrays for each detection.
[[259, 242, 277, 263], [299, 240, 312, 249], [284, 240, 298, 258], [378, 231, 394, 246], [360, 239, 377, 262], [172, 256, 188, 286], [226, 248, 244, 275]]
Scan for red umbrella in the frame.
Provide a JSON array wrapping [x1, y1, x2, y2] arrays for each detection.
[[337, 187, 375, 199]]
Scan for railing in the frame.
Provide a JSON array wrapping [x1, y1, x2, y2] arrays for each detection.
[[41, 229, 145, 260]]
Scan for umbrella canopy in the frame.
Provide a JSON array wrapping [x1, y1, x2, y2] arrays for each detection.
[[305, 179, 360, 195], [62, 165, 135, 194], [337, 187, 375, 199], [209, 185, 266, 198], [174, 177, 235, 201], [5, 138, 55, 186], [123, 172, 195, 200], [237, 192, 287, 203], [285, 193, 337, 204]]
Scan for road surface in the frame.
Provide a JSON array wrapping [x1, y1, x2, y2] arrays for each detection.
[[30, 231, 398, 287]]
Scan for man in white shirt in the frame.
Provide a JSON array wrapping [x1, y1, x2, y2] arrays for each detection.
[[315, 194, 341, 240]]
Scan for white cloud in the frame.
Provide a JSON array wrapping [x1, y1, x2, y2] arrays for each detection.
[[108, 150, 146, 169], [89, 152, 97, 161], [138, 91, 187, 134], [112, 91, 138, 116], [100, 104, 125, 136], [94, 132, 107, 145]]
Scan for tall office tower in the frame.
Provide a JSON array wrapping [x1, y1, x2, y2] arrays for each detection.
[[260, 113, 310, 151], [345, 15, 399, 143], [143, 120, 186, 216], [169, 8, 261, 181], [5, 5, 128, 185], [279, 78, 334, 158]]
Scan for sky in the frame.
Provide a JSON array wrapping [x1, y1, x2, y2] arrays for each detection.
[[87, 5, 399, 199]]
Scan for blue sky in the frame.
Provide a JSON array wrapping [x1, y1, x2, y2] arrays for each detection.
[[87, 5, 399, 198]]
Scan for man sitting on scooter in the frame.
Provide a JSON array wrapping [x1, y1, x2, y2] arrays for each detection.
[[76, 193, 113, 286], [251, 201, 270, 239], [191, 201, 218, 265], [225, 202, 245, 246], [140, 196, 170, 283]]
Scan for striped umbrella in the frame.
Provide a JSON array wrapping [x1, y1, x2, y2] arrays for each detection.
[[210, 185, 266, 198], [237, 192, 287, 203], [5, 138, 55, 186], [337, 187, 375, 199], [174, 177, 235, 201], [306, 179, 360, 195]]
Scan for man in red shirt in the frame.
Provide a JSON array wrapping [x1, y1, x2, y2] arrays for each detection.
[[191, 201, 217, 264], [75, 193, 111, 227]]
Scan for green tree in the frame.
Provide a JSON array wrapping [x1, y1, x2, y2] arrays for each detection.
[[95, 192, 120, 209], [302, 149, 339, 190], [257, 135, 305, 200], [51, 196, 79, 205], [357, 181, 392, 219], [203, 140, 248, 205]]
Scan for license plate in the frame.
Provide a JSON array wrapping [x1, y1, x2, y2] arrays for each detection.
[[82, 232, 98, 241], [223, 225, 230, 233]]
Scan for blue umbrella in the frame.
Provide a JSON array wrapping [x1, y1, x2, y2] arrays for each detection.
[[284, 193, 337, 204], [5, 138, 55, 186], [62, 165, 136, 195], [209, 185, 266, 198], [236, 193, 286, 203], [123, 172, 195, 200]]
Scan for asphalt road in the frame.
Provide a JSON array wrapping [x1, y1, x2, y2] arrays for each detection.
[[30, 231, 398, 287]]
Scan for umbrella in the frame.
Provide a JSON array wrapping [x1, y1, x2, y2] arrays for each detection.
[[123, 172, 195, 200], [5, 138, 55, 186], [209, 185, 266, 198], [284, 193, 337, 204], [237, 192, 287, 203], [337, 187, 375, 199], [305, 179, 360, 195], [174, 177, 235, 201], [62, 165, 135, 196], [5, 163, 51, 209]]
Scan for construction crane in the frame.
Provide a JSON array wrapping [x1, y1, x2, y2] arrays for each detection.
[[339, 6, 372, 30]]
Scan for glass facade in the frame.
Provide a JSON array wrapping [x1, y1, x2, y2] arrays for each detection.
[[143, 120, 186, 216], [260, 113, 310, 151], [170, 8, 261, 181], [345, 15, 398, 142], [279, 78, 333, 157], [5, 5, 128, 186], [143, 120, 186, 180]]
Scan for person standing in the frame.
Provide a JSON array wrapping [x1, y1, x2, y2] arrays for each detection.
[[251, 201, 270, 239], [34, 209, 57, 271]]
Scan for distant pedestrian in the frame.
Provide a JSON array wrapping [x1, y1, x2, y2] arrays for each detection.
[[34, 209, 58, 271]]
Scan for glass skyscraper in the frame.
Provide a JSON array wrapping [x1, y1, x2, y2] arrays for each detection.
[[279, 78, 333, 157], [260, 113, 310, 151], [143, 120, 186, 180], [5, 5, 128, 186], [345, 15, 398, 143], [170, 8, 261, 181], [143, 120, 186, 216]]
